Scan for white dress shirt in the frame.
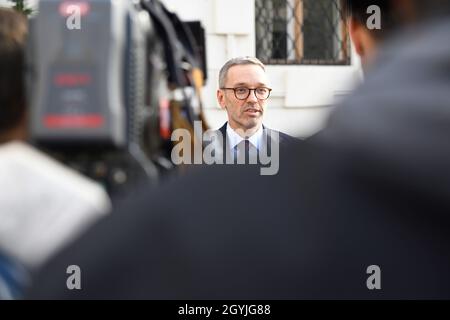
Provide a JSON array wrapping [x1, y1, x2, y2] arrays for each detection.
[[226, 124, 263, 149], [226, 124, 263, 161]]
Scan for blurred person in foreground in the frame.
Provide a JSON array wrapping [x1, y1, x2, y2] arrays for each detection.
[[29, 0, 450, 299], [343, 0, 408, 73], [0, 8, 110, 299]]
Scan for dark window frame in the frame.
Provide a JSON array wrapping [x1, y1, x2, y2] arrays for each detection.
[[255, 0, 351, 66]]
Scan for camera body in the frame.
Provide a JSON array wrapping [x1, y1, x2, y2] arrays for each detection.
[[27, 0, 175, 194]]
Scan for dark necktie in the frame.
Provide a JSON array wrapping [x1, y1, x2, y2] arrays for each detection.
[[235, 140, 251, 164]]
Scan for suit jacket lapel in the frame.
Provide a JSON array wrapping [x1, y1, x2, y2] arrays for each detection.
[[216, 123, 276, 164], [217, 122, 230, 163]]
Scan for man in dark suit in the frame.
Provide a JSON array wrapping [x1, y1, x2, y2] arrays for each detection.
[[28, 0, 450, 299], [210, 57, 295, 165]]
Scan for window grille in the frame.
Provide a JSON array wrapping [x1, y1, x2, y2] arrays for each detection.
[[255, 0, 351, 65]]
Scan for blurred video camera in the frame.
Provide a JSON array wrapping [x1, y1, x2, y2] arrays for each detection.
[[26, 0, 208, 195]]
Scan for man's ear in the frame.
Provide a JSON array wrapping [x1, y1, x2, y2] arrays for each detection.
[[217, 89, 226, 110], [348, 17, 365, 57]]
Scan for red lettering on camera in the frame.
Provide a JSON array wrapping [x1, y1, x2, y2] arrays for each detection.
[[54, 74, 92, 87]]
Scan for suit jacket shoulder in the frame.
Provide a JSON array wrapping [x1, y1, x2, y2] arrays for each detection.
[[216, 122, 297, 146], [264, 127, 298, 146]]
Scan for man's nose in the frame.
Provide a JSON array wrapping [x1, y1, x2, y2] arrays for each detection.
[[246, 89, 259, 103]]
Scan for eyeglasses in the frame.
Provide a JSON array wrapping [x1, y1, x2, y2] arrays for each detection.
[[221, 87, 272, 100]]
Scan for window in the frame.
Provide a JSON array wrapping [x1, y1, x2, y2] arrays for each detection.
[[255, 0, 350, 65]]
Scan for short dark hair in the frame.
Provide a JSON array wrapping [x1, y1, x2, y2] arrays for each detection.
[[340, 0, 398, 40], [341, 0, 450, 40], [0, 8, 28, 134]]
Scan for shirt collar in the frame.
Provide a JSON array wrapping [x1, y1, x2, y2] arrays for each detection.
[[226, 123, 263, 150]]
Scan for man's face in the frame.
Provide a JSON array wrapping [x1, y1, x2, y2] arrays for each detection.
[[217, 64, 269, 133]]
